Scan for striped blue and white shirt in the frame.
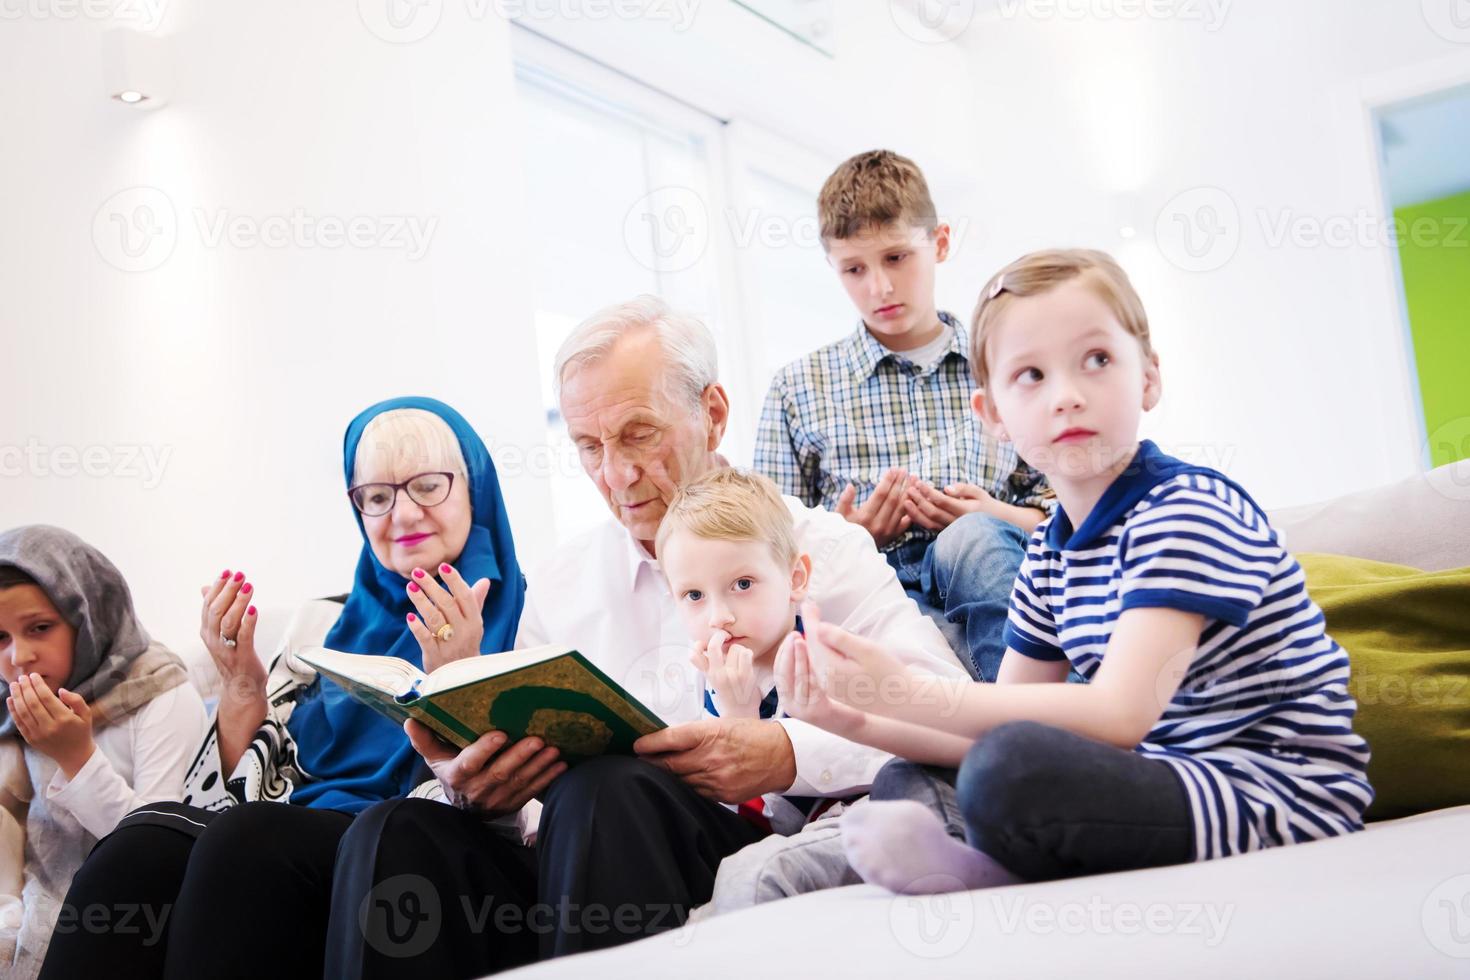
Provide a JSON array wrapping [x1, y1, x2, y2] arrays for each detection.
[[1003, 441, 1373, 861]]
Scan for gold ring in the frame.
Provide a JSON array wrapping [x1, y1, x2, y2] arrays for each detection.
[[434, 624, 455, 642]]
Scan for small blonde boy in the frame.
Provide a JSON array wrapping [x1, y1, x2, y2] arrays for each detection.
[[656, 468, 812, 726], [658, 469, 983, 915]]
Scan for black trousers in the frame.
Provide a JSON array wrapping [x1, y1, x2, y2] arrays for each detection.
[[874, 720, 1195, 881], [41, 756, 764, 979], [328, 755, 767, 977], [37, 800, 355, 980]]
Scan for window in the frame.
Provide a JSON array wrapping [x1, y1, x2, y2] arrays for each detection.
[[514, 33, 845, 542]]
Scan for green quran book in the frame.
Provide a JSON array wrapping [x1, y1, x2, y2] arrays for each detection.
[[296, 645, 667, 760]]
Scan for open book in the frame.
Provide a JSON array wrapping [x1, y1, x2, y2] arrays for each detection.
[[296, 645, 667, 760]]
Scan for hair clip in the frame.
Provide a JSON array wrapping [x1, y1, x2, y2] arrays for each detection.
[[988, 274, 1007, 300]]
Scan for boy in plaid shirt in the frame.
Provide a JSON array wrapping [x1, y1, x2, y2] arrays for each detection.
[[754, 149, 1049, 681]]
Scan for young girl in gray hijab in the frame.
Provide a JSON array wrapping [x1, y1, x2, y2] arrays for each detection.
[[0, 525, 207, 977]]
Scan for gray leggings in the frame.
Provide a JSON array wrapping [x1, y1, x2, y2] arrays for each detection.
[[880, 720, 1195, 881]]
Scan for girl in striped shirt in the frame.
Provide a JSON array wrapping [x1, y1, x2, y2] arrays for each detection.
[[773, 248, 1373, 893]]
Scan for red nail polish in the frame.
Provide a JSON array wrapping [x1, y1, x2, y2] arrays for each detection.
[[220, 569, 230, 580], [242, 583, 253, 594], [247, 606, 257, 616], [412, 568, 425, 579], [408, 582, 420, 593], [440, 563, 452, 574], [407, 613, 417, 623], [233, 571, 244, 582]]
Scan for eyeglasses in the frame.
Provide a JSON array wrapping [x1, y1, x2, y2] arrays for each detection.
[[347, 472, 456, 517]]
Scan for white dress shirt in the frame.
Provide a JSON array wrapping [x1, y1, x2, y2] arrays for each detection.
[[43, 684, 209, 840], [517, 496, 968, 800]]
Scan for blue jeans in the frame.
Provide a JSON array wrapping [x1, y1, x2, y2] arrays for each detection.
[[887, 513, 1028, 682]]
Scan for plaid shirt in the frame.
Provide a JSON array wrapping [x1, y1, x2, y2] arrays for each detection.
[[753, 313, 1051, 556]]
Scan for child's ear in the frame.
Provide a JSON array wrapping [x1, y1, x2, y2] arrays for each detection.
[[971, 388, 1008, 442], [1142, 351, 1163, 412], [932, 222, 952, 263], [789, 553, 813, 603]]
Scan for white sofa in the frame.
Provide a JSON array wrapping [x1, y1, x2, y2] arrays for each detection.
[[496, 462, 1470, 980], [177, 463, 1470, 979]]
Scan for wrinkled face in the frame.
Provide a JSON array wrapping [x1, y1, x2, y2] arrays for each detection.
[[661, 530, 810, 665], [0, 584, 77, 695], [977, 279, 1160, 486], [357, 463, 474, 579], [560, 332, 727, 551], [826, 222, 950, 350]]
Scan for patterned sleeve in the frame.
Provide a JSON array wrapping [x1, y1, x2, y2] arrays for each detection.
[[1117, 476, 1276, 628], [753, 370, 820, 506], [1003, 455, 1054, 513], [1000, 531, 1066, 661], [181, 649, 318, 810]]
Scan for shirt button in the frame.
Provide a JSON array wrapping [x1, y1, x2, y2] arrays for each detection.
[[922, 434, 934, 447], [820, 769, 833, 784]]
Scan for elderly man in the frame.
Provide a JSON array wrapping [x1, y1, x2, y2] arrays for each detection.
[[324, 296, 968, 977]]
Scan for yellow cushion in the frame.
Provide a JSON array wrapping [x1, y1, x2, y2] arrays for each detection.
[[1300, 554, 1470, 820]]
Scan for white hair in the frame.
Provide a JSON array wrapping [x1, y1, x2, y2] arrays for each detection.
[[353, 409, 468, 486], [552, 295, 719, 409]]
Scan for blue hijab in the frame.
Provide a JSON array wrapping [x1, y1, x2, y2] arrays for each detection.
[[286, 396, 527, 812]]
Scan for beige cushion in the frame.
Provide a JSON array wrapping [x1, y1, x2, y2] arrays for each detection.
[[1269, 460, 1470, 570]]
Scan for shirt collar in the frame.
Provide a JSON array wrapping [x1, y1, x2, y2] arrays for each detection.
[[842, 311, 966, 381], [622, 528, 661, 589], [1043, 440, 1195, 552]]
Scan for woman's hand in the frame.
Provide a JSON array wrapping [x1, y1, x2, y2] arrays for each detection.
[[201, 569, 269, 773], [200, 570, 268, 703], [7, 674, 95, 778], [404, 563, 492, 673], [695, 630, 763, 719], [773, 630, 868, 737]]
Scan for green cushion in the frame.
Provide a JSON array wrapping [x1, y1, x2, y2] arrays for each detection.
[[1299, 554, 1470, 821]]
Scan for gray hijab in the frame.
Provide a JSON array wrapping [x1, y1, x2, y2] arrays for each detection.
[[0, 525, 169, 738]]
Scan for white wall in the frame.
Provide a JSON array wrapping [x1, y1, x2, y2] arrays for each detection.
[[937, 0, 1470, 508], [0, 1, 551, 651], [5, 1, 1467, 654]]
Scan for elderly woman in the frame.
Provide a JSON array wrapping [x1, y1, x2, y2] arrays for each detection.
[[38, 396, 543, 979]]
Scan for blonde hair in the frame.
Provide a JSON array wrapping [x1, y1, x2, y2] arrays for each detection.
[[352, 409, 468, 486], [970, 249, 1154, 389], [655, 468, 798, 568], [553, 295, 718, 410], [818, 149, 938, 246]]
